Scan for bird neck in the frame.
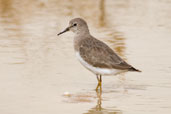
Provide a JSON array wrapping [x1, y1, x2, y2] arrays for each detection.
[[73, 32, 91, 52], [75, 29, 90, 36]]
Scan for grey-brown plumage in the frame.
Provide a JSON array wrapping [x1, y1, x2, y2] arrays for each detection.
[[58, 18, 141, 90], [77, 36, 139, 71]]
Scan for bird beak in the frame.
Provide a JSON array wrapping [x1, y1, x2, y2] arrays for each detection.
[[57, 25, 74, 36]]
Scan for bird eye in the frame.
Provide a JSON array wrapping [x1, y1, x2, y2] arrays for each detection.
[[73, 23, 77, 26]]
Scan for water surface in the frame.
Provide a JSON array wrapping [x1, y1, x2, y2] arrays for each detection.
[[0, 0, 171, 114]]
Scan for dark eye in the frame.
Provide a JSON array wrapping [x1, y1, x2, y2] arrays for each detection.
[[73, 23, 77, 26]]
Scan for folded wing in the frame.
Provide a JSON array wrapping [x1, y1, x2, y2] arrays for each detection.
[[79, 37, 133, 70]]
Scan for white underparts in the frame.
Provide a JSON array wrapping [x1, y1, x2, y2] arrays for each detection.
[[75, 52, 126, 75]]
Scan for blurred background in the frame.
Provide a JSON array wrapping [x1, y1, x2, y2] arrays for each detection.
[[0, 0, 171, 114]]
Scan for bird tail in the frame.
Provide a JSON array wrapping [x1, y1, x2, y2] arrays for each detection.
[[129, 67, 141, 72]]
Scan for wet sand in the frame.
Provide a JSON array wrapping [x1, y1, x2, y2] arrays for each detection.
[[0, 0, 171, 114]]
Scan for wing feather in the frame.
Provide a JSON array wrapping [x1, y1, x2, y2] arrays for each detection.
[[79, 37, 132, 70]]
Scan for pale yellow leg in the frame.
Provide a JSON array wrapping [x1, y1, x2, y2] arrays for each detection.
[[96, 75, 102, 91]]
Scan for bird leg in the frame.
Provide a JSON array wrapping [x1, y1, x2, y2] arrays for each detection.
[[96, 75, 102, 91], [100, 75, 102, 83], [96, 75, 100, 82]]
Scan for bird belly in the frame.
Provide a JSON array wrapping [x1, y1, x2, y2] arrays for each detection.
[[75, 52, 125, 75]]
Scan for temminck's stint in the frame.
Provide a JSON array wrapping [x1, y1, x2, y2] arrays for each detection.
[[58, 18, 141, 91]]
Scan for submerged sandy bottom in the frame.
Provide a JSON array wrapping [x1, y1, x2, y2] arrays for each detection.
[[0, 0, 171, 114]]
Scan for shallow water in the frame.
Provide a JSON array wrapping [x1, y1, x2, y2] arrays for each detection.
[[0, 0, 171, 114]]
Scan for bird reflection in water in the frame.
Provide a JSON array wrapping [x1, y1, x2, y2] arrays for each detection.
[[84, 90, 122, 114], [63, 88, 122, 114]]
